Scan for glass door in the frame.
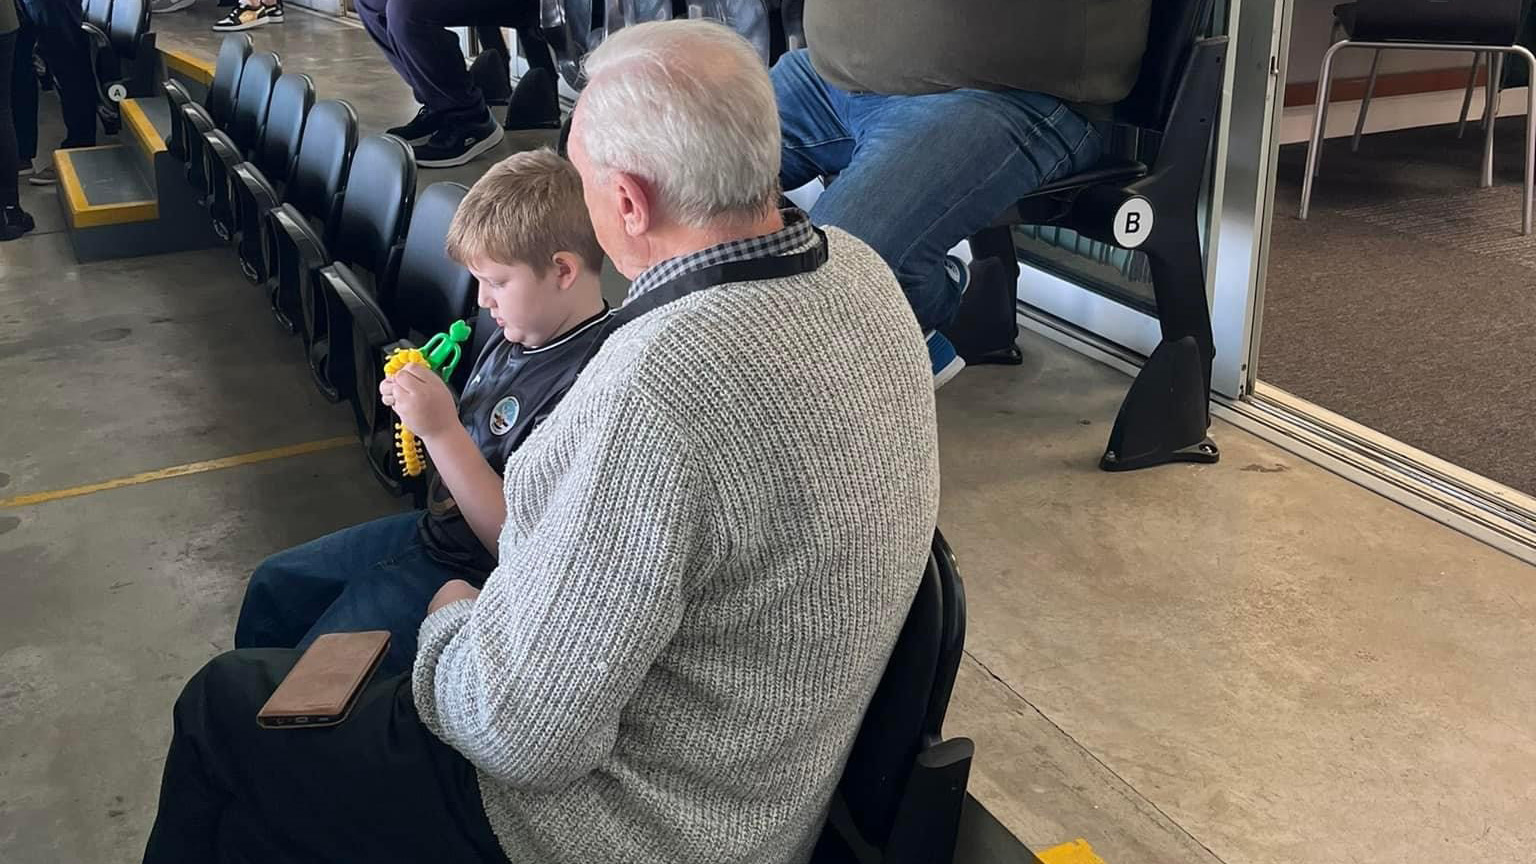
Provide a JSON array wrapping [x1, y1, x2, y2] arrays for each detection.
[[1214, 0, 1536, 560]]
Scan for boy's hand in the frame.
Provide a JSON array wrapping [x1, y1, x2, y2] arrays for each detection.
[[380, 362, 458, 441]]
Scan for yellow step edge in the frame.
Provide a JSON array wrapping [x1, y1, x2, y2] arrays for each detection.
[[55, 148, 159, 230], [160, 47, 215, 86], [121, 98, 167, 157], [1038, 839, 1106, 864]]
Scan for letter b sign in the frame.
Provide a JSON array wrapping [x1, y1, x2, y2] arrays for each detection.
[[1112, 197, 1154, 249]]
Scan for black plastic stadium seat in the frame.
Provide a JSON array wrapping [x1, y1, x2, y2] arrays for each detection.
[[323, 183, 475, 493], [265, 99, 357, 332], [178, 37, 253, 211], [91, 0, 155, 120], [205, 51, 280, 239], [811, 530, 972, 864], [949, 0, 1227, 473], [207, 33, 253, 129], [297, 134, 416, 402], [254, 73, 314, 187], [163, 79, 192, 163], [229, 73, 313, 284], [232, 163, 282, 284]]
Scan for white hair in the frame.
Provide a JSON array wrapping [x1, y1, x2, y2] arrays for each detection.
[[577, 19, 781, 228]]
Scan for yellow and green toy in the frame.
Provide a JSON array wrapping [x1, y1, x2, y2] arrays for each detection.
[[383, 319, 472, 477]]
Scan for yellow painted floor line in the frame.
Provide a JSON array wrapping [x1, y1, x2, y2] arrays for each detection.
[[1038, 839, 1106, 864], [0, 436, 354, 508]]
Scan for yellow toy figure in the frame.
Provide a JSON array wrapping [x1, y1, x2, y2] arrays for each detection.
[[383, 320, 473, 477]]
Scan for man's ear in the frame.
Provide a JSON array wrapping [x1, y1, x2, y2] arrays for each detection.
[[613, 171, 653, 237]]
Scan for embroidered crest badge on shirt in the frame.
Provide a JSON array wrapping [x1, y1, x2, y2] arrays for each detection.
[[489, 396, 521, 436]]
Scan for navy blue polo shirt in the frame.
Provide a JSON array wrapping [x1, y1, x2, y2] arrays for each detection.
[[418, 306, 614, 575]]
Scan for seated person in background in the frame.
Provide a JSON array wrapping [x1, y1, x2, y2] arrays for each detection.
[[233, 148, 611, 678], [353, 0, 560, 167], [142, 20, 939, 864], [773, 0, 1150, 386]]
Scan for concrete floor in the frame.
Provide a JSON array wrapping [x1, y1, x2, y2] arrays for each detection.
[[5, 10, 1536, 864]]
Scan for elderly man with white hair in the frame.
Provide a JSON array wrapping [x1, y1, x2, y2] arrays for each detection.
[[140, 18, 939, 864]]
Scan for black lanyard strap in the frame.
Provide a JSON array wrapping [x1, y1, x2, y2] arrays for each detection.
[[578, 226, 829, 370]]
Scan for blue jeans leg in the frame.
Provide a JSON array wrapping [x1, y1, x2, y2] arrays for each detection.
[[773, 49, 1102, 332], [773, 49, 856, 191], [235, 512, 469, 676]]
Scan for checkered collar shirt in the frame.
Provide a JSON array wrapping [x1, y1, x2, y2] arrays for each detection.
[[624, 208, 820, 304]]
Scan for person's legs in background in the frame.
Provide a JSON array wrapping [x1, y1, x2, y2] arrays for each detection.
[[1, 21, 35, 241], [503, 25, 560, 130], [771, 49, 1102, 387], [142, 650, 509, 864], [15, 0, 96, 186], [9, 15, 37, 177]]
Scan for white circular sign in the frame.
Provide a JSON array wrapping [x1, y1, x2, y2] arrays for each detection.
[[108, 83, 128, 103], [1112, 197, 1154, 249]]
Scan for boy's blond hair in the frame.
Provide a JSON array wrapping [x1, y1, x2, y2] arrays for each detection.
[[445, 148, 604, 273]]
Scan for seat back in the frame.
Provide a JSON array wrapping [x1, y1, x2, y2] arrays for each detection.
[[835, 530, 966, 851], [84, 0, 113, 32], [256, 72, 314, 185], [286, 100, 358, 233], [1353, 0, 1525, 44], [331, 134, 417, 280], [229, 51, 281, 152], [387, 182, 475, 336], [163, 79, 192, 162], [107, 0, 147, 57], [208, 33, 253, 127], [1115, 0, 1214, 132]]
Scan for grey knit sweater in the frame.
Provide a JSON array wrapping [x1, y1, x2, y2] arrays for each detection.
[[412, 228, 940, 864]]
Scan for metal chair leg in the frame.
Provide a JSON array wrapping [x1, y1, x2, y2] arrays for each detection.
[[1519, 47, 1536, 234], [1458, 53, 1483, 139], [1301, 41, 1348, 220], [1352, 49, 1382, 152], [1484, 52, 1504, 188]]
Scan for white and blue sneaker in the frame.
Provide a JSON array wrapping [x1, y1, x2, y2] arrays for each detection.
[[927, 330, 966, 390]]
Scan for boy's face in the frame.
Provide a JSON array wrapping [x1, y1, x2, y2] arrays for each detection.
[[467, 254, 576, 348]]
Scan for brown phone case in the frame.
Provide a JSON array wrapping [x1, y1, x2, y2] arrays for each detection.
[[256, 631, 391, 729]]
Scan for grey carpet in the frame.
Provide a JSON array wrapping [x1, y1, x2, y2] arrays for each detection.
[[1266, 120, 1536, 495]]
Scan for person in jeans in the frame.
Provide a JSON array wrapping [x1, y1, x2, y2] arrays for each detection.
[[142, 20, 938, 864], [773, 0, 1150, 387], [233, 149, 611, 678], [1, 0, 34, 240], [357, 0, 559, 168], [12, 0, 98, 185]]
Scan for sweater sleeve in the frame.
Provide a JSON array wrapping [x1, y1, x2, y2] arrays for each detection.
[[412, 386, 707, 791]]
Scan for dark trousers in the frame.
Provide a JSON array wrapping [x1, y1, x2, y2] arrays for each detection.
[[233, 512, 482, 678], [142, 649, 512, 864], [15, 0, 97, 152], [0, 31, 18, 206], [353, 0, 541, 122]]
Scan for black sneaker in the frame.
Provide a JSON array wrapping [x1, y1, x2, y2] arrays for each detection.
[[503, 67, 562, 131], [413, 114, 505, 168], [386, 106, 447, 145], [1, 205, 36, 242], [212, 0, 282, 31]]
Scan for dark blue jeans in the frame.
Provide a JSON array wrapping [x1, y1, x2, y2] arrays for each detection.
[[772, 49, 1102, 332], [233, 513, 483, 677]]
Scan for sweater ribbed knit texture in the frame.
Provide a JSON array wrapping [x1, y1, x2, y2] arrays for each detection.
[[412, 228, 940, 864]]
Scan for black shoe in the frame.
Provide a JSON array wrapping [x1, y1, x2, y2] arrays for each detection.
[[387, 106, 448, 145], [0, 205, 36, 242], [211, 0, 283, 30], [471, 50, 512, 107], [504, 68, 562, 131], [413, 114, 505, 168]]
